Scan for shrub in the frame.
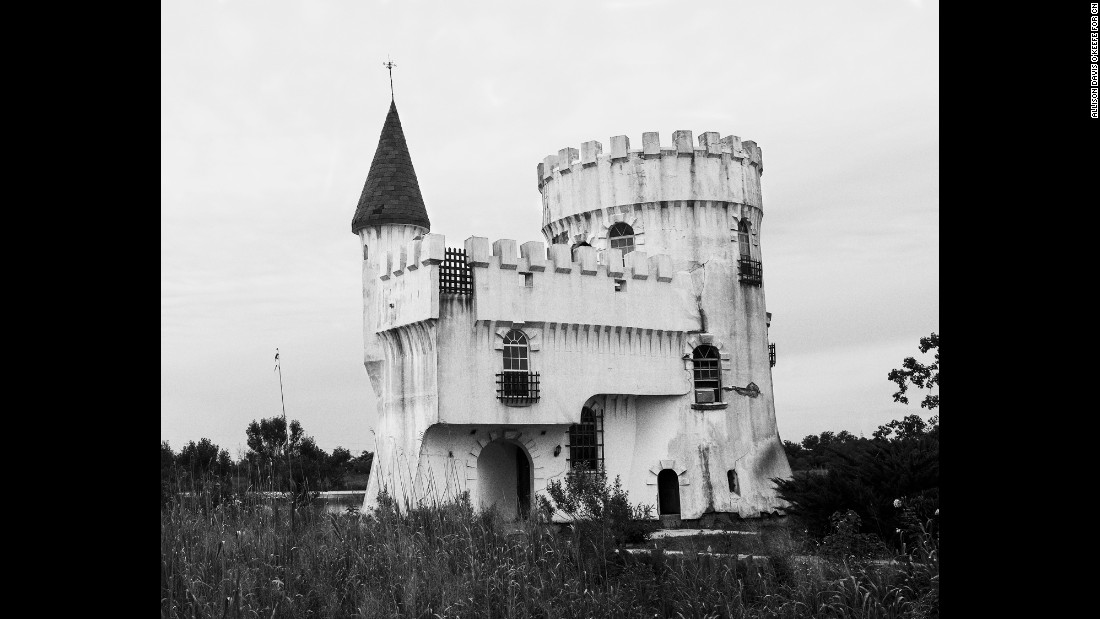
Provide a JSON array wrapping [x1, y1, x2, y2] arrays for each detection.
[[538, 468, 656, 547], [820, 509, 889, 562], [775, 430, 938, 547]]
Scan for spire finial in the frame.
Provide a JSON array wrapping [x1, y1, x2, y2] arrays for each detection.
[[383, 56, 396, 100]]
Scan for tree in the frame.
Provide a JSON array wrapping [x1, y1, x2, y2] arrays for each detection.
[[168, 438, 235, 508], [872, 414, 938, 441], [350, 450, 374, 476], [177, 438, 232, 477], [775, 432, 938, 542], [245, 417, 304, 464], [161, 441, 176, 506], [888, 332, 939, 410], [775, 338, 941, 544], [243, 417, 348, 501], [783, 430, 868, 471]]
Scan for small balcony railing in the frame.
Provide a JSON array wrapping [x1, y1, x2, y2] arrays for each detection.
[[440, 247, 472, 295], [496, 371, 540, 405], [769, 343, 776, 367], [738, 257, 763, 286]]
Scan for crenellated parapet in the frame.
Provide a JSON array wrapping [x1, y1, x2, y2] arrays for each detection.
[[372, 233, 445, 332], [461, 236, 696, 332], [537, 130, 764, 234], [375, 233, 698, 334]]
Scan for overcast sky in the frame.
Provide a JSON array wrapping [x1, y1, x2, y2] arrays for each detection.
[[162, 0, 939, 459]]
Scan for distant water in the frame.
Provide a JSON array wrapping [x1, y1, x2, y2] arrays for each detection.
[[316, 491, 365, 514]]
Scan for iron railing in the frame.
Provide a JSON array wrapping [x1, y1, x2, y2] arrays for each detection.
[[440, 247, 472, 295], [738, 257, 763, 286], [495, 371, 540, 405]]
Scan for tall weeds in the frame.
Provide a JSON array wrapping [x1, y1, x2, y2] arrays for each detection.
[[162, 483, 939, 618]]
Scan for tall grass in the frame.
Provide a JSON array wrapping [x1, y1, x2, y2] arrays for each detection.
[[161, 480, 939, 618]]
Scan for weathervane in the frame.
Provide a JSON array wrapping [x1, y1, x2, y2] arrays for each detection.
[[383, 56, 396, 100]]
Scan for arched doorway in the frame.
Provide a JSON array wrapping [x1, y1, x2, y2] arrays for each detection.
[[476, 439, 533, 520], [657, 469, 681, 515]]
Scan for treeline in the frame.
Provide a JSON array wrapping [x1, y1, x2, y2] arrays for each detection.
[[782, 413, 939, 472], [161, 416, 373, 506]]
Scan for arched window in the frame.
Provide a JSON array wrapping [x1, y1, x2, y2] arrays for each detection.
[[727, 469, 740, 495], [693, 345, 721, 403], [501, 330, 529, 397], [737, 219, 751, 258], [608, 222, 635, 255], [568, 406, 603, 471]]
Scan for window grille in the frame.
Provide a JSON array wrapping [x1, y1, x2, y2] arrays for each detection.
[[693, 345, 722, 403], [738, 257, 763, 286], [769, 343, 776, 367], [567, 406, 604, 472], [608, 222, 635, 255], [440, 247, 472, 295], [497, 330, 538, 404], [495, 371, 540, 404]]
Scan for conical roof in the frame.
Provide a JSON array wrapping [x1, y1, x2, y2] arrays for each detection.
[[351, 100, 430, 233]]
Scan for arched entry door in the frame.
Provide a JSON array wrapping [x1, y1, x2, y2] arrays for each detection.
[[657, 469, 681, 515], [477, 439, 533, 520]]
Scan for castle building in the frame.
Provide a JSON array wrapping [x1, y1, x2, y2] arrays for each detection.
[[353, 99, 792, 523]]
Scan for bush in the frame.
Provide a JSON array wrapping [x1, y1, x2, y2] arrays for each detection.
[[775, 431, 938, 546], [820, 509, 889, 562], [538, 468, 656, 547]]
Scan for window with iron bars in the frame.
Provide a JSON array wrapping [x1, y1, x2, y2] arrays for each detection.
[[496, 372, 540, 404], [440, 247, 473, 295], [693, 345, 722, 403], [738, 257, 763, 286], [769, 343, 776, 367], [567, 407, 604, 472], [496, 330, 540, 404]]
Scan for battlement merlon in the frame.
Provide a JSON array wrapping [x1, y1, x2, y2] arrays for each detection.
[[536, 131, 764, 228]]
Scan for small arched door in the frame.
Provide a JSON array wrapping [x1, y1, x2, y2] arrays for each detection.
[[477, 439, 534, 521], [657, 469, 681, 515]]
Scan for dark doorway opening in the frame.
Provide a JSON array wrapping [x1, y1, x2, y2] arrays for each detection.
[[516, 448, 531, 518], [657, 469, 681, 515]]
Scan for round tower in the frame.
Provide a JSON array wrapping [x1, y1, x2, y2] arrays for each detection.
[[536, 130, 791, 519], [352, 99, 431, 389]]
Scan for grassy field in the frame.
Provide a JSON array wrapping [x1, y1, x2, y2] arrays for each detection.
[[161, 489, 938, 618]]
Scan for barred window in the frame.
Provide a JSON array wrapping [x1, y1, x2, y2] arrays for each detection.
[[502, 330, 529, 397], [693, 345, 721, 403], [608, 222, 635, 255], [568, 407, 603, 472]]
